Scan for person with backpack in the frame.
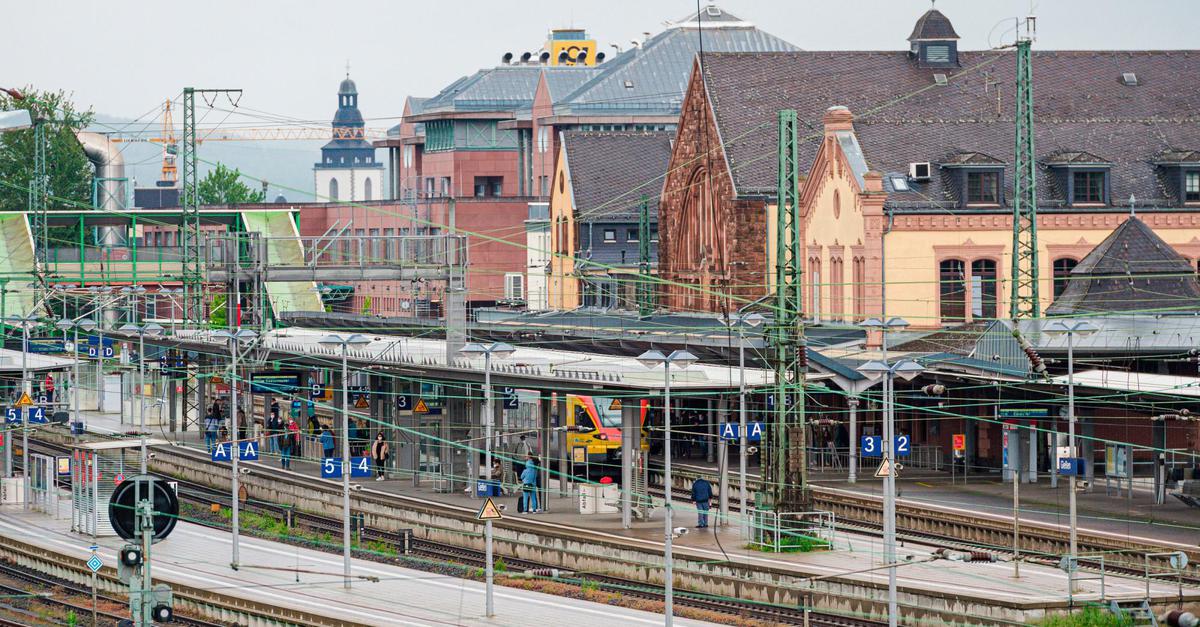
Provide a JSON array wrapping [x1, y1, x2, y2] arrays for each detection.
[[203, 410, 221, 452], [691, 476, 714, 529], [371, 433, 390, 481], [520, 457, 539, 514], [319, 426, 335, 461]]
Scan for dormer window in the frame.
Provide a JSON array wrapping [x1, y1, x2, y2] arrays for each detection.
[[908, 8, 960, 68], [1072, 171, 1106, 204], [966, 171, 999, 204], [925, 44, 951, 64], [1186, 171, 1200, 203], [1151, 150, 1200, 206], [1044, 150, 1112, 207]]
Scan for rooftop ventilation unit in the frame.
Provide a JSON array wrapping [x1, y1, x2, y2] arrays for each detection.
[[705, 5, 722, 17], [539, 51, 550, 64], [933, 73, 948, 86], [501, 52, 513, 65], [1121, 72, 1138, 86], [520, 52, 532, 64], [595, 52, 606, 64], [909, 162, 932, 181]]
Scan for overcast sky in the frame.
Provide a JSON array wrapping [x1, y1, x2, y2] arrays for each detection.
[[5, 0, 1198, 130]]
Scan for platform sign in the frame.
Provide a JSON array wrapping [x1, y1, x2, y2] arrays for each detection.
[[502, 387, 519, 410], [396, 394, 412, 411], [861, 436, 882, 458], [250, 373, 301, 394], [4, 408, 17, 424], [349, 456, 371, 478], [952, 433, 966, 452], [27, 407, 46, 424], [321, 458, 343, 479], [719, 422, 764, 441], [999, 408, 1049, 420], [894, 434, 910, 456], [212, 442, 232, 462], [238, 440, 259, 461], [310, 383, 323, 399], [1057, 457, 1084, 476]]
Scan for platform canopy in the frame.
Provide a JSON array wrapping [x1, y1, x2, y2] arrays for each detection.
[[1048, 369, 1200, 399]]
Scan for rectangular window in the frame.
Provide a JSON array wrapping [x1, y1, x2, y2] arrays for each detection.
[[473, 176, 503, 197], [1186, 171, 1200, 202], [402, 146, 413, 168], [626, 229, 638, 243], [1073, 171, 1106, 204], [925, 44, 950, 64], [505, 273, 525, 301], [425, 177, 435, 197], [966, 171, 999, 204], [650, 228, 659, 242], [602, 229, 616, 243], [440, 177, 451, 197]]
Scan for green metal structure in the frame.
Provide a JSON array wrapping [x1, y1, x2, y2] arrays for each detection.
[[30, 120, 48, 270], [1009, 35, 1040, 320], [637, 194, 653, 317], [767, 109, 808, 510]]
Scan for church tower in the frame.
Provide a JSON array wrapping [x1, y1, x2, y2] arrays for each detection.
[[313, 72, 383, 202]]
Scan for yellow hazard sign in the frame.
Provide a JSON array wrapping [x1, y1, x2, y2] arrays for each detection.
[[609, 398, 622, 411], [14, 392, 33, 408], [875, 458, 894, 478], [354, 396, 369, 409], [477, 497, 503, 521], [413, 398, 429, 413]]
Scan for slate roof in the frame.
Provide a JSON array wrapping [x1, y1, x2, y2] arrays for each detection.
[[555, 6, 797, 118], [562, 130, 674, 222], [700, 49, 1200, 208], [1046, 216, 1200, 315], [908, 9, 959, 41]]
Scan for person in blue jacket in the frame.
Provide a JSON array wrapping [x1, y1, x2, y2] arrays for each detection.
[[319, 427, 335, 460], [520, 457, 539, 513], [691, 477, 713, 528]]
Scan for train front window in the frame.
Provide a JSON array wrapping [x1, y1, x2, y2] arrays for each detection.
[[594, 397, 622, 428], [573, 405, 597, 431]]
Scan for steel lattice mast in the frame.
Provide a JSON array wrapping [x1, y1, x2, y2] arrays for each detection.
[[637, 194, 654, 317], [1009, 23, 1040, 320], [767, 109, 808, 509]]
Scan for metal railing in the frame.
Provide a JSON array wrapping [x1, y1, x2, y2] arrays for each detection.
[[748, 509, 836, 552], [808, 445, 944, 472], [206, 234, 468, 271]]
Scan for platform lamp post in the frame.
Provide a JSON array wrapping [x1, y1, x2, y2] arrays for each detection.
[[119, 322, 163, 474], [7, 313, 38, 498], [856, 320, 923, 627], [55, 317, 96, 441], [88, 287, 112, 412], [1041, 319, 1098, 593], [212, 328, 256, 571], [119, 285, 147, 433], [458, 341, 516, 618], [722, 312, 763, 530], [318, 333, 371, 590], [636, 349, 697, 627]]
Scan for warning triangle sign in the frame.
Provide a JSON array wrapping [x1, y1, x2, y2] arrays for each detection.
[[875, 458, 893, 478], [609, 398, 622, 411], [413, 398, 429, 413], [14, 392, 33, 408], [477, 497, 503, 521], [354, 396, 369, 409]]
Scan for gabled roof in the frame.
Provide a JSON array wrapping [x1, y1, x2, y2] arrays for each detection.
[[698, 49, 1200, 206], [554, 6, 797, 118], [941, 151, 1005, 166], [1042, 150, 1112, 166], [908, 9, 959, 41], [1153, 149, 1200, 165], [1046, 216, 1200, 315], [562, 130, 674, 222]]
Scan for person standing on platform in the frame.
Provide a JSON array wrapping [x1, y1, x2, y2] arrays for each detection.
[[266, 408, 282, 455], [691, 476, 713, 529], [281, 416, 300, 469], [203, 410, 220, 452], [371, 433, 389, 481], [520, 457, 539, 514], [319, 426, 335, 460]]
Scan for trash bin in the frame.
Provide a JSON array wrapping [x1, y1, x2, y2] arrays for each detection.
[[475, 480, 501, 497]]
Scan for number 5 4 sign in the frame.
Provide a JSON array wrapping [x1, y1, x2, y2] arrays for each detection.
[[321, 456, 372, 479]]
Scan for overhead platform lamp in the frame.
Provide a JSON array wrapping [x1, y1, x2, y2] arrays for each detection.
[[636, 349, 697, 627], [857, 316, 924, 627], [318, 333, 371, 590], [1041, 319, 1099, 593], [458, 341, 516, 618]]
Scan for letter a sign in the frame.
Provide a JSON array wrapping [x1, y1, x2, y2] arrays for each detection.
[[239, 440, 259, 461], [211, 442, 231, 462]]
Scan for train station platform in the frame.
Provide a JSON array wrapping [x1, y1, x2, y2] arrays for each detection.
[[61, 409, 1199, 623], [0, 506, 712, 627]]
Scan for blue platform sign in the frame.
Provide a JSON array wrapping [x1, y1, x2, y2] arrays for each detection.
[[350, 456, 372, 478], [719, 422, 764, 441], [4, 408, 18, 424], [502, 387, 519, 410], [861, 435, 910, 457], [1057, 457, 1084, 476], [238, 440, 259, 461], [396, 394, 412, 411], [321, 458, 343, 479], [212, 442, 232, 462], [27, 407, 46, 424]]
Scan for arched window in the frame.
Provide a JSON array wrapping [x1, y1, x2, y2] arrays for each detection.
[[364, 178, 373, 201], [328, 178, 339, 201], [1053, 257, 1078, 299], [971, 259, 998, 320], [833, 189, 841, 219], [852, 257, 866, 318], [939, 259, 966, 323]]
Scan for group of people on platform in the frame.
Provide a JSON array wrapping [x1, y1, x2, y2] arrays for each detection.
[[476, 434, 542, 514], [201, 398, 390, 479]]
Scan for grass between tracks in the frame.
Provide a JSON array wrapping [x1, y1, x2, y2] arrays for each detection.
[[1036, 606, 1133, 626]]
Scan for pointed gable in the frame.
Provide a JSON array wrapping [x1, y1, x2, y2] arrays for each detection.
[[1047, 216, 1200, 315]]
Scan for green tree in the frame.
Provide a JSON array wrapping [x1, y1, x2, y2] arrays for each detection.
[[0, 87, 94, 219], [197, 163, 264, 205]]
